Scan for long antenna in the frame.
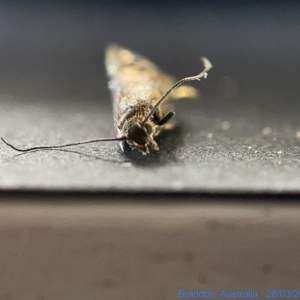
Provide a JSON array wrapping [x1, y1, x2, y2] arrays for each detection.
[[141, 57, 213, 126], [1, 136, 126, 153]]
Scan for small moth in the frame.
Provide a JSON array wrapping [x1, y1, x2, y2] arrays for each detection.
[[2, 44, 212, 155]]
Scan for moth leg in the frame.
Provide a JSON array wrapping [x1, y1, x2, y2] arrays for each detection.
[[119, 141, 125, 152], [153, 106, 175, 126], [152, 106, 163, 125], [157, 111, 175, 126], [153, 110, 176, 135]]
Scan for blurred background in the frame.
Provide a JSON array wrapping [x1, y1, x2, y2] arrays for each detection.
[[1, 0, 300, 113]]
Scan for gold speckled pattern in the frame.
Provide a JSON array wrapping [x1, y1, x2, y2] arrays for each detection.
[[105, 44, 177, 127]]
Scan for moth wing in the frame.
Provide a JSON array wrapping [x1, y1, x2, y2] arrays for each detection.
[[171, 85, 199, 100], [106, 44, 198, 101], [149, 72, 199, 114], [105, 44, 160, 77]]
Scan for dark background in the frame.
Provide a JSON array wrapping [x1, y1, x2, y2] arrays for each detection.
[[1, 0, 300, 194]]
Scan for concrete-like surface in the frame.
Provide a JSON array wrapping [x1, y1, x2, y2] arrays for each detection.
[[1, 3, 300, 193], [2, 99, 300, 192]]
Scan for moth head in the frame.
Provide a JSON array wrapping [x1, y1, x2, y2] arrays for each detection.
[[125, 122, 158, 155]]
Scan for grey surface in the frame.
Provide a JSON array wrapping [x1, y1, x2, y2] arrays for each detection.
[[1, 3, 300, 193]]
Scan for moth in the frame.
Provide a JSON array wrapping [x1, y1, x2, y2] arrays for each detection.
[[2, 45, 212, 155]]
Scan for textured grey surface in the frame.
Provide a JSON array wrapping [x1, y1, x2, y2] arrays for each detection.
[[1, 3, 300, 193]]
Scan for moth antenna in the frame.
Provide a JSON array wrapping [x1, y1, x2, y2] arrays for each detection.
[[141, 57, 213, 126], [1, 136, 127, 153]]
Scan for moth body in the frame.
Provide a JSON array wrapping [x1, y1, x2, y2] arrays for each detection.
[[105, 44, 200, 155]]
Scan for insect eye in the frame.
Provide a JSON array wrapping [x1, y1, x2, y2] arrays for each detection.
[[128, 124, 147, 145]]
